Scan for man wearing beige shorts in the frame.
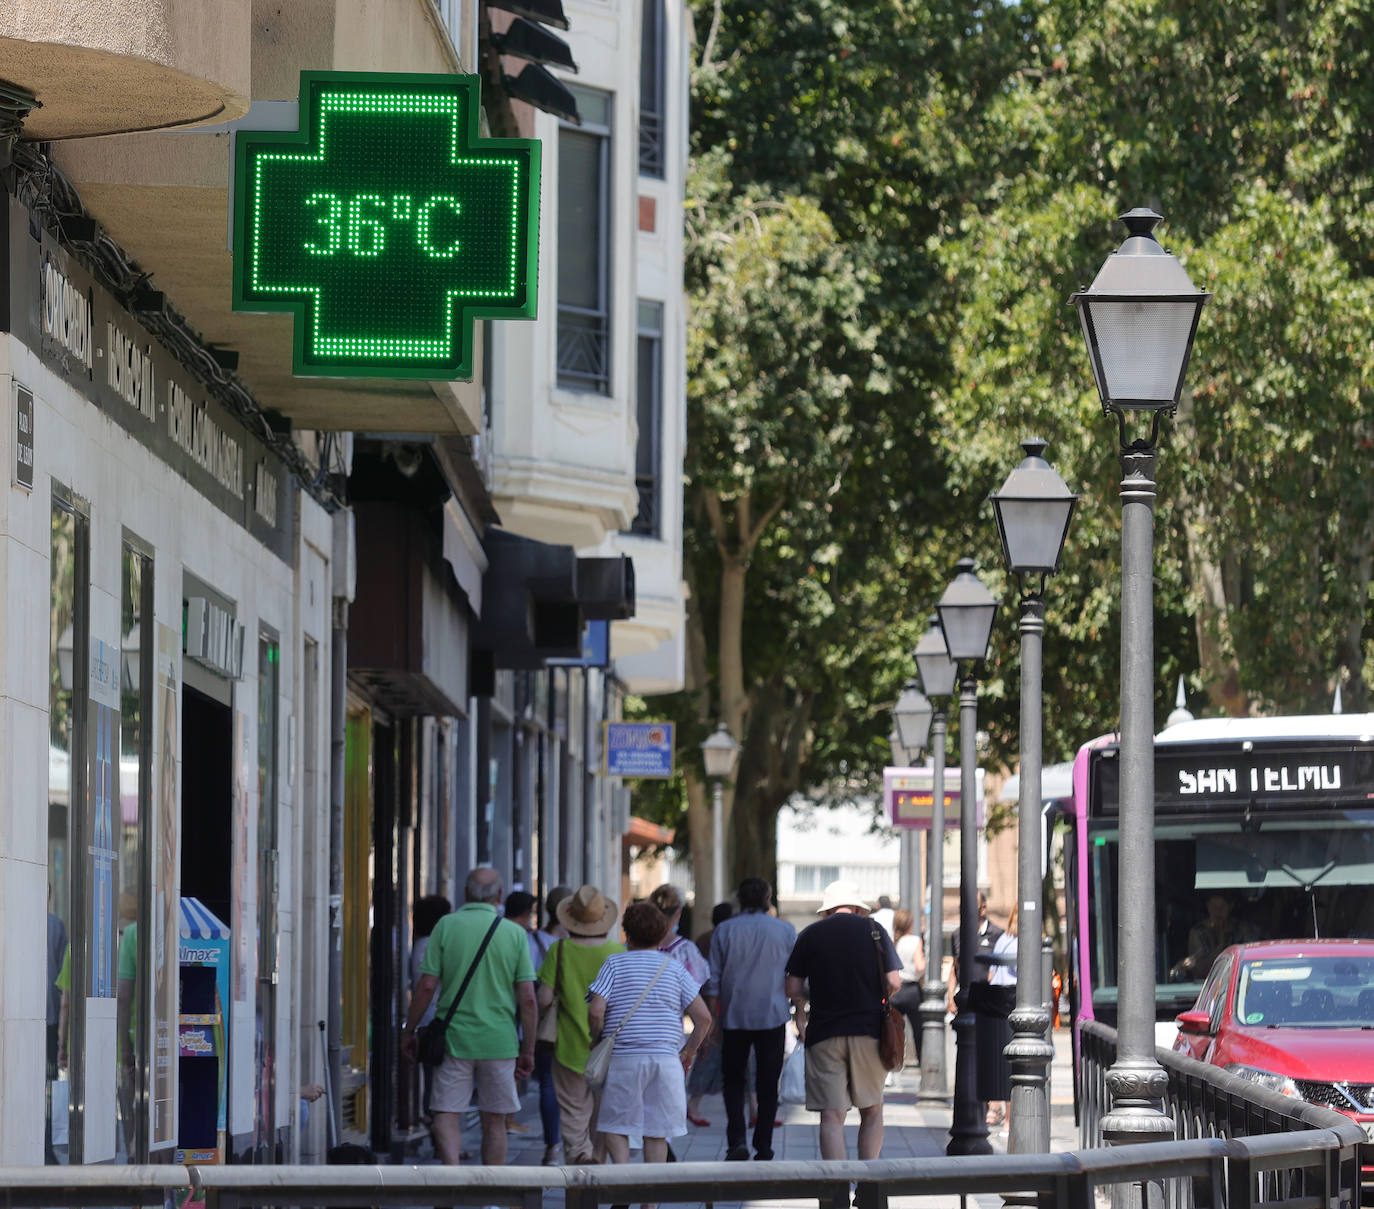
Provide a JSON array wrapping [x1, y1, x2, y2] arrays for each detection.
[[785, 880, 901, 1160]]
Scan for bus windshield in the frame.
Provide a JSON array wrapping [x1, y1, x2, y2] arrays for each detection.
[[1085, 813, 1374, 1020]]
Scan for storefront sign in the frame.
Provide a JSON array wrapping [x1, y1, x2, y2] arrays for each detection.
[[231, 71, 541, 380], [547, 620, 610, 668], [12, 381, 33, 490], [884, 765, 984, 829], [184, 595, 245, 680], [604, 721, 675, 779], [5, 197, 295, 563]]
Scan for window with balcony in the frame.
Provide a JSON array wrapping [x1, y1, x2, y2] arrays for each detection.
[[639, 0, 666, 178], [557, 86, 613, 394], [631, 300, 663, 536]]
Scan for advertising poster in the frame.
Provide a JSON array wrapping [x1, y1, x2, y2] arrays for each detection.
[[152, 624, 180, 1149]]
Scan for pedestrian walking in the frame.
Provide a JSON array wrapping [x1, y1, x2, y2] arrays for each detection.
[[530, 885, 573, 1164], [409, 893, 452, 1125], [706, 876, 796, 1161], [946, 891, 1002, 1012], [649, 884, 710, 986], [686, 901, 735, 1125], [979, 904, 1017, 1131], [536, 884, 624, 1165], [401, 868, 536, 1167], [890, 908, 925, 1065], [785, 880, 901, 1160], [587, 902, 711, 1176]]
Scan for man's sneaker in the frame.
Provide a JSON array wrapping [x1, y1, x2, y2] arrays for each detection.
[[507, 1118, 532, 1134], [725, 1144, 750, 1161], [542, 1143, 563, 1165]]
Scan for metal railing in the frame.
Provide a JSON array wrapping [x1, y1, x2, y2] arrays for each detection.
[[5, 1025, 1364, 1209], [1079, 1018, 1366, 1207]]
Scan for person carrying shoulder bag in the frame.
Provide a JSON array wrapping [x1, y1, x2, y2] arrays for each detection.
[[402, 867, 536, 1166]]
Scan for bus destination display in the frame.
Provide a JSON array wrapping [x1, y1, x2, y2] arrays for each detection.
[[1091, 739, 1374, 815]]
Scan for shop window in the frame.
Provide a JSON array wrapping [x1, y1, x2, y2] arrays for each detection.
[[48, 489, 89, 1164], [254, 631, 281, 1160], [119, 537, 154, 1160]]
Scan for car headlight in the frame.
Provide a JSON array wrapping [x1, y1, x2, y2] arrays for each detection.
[[1226, 1064, 1303, 1099]]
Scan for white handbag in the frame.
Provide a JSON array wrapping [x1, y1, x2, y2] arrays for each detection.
[[584, 956, 671, 1090]]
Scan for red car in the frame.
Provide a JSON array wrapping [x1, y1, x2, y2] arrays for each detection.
[[1173, 938, 1374, 1141]]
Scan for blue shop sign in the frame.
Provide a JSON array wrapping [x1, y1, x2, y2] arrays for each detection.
[[547, 620, 609, 668], [604, 721, 675, 779]]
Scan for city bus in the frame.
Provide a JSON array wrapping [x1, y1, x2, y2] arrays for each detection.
[[1059, 713, 1374, 1069]]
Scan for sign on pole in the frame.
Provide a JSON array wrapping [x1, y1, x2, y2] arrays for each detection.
[[885, 765, 984, 829], [604, 721, 675, 779], [232, 72, 540, 380]]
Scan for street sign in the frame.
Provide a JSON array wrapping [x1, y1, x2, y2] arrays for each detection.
[[885, 765, 984, 829], [604, 721, 675, 779], [232, 71, 540, 380]]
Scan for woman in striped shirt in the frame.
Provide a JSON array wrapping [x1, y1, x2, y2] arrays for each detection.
[[588, 903, 712, 1177]]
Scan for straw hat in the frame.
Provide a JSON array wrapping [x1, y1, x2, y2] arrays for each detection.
[[556, 884, 619, 936], [816, 879, 871, 915]]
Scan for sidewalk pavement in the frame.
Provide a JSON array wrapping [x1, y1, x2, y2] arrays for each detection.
[[437, 1027, 1080, 1208]]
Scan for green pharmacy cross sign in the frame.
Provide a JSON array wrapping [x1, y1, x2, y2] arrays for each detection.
[[232, 72, 540, 380]]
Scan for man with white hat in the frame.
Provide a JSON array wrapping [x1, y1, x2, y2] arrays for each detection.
[[784, 879, 901, 1160]]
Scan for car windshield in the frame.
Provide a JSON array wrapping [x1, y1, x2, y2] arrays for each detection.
[[1235, 955, 1374, 1028]]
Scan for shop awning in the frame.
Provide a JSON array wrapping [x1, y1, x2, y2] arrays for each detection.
[[180, 897, 230, 940], [623, 816, 674, 846]]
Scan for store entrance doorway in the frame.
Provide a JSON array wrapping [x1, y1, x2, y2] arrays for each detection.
[[181, 686, 233, 925]]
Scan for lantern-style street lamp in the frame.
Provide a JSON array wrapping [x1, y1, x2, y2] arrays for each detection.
[[937, 559, 998, 1156], [913, 614, 957, 1103], [990, 439, 1078, 1159], [1071, 208, 1209, 1152], [700, 722, 740, 907]]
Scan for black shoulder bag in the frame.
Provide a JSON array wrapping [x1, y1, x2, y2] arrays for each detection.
[[417, 914, 504, 1067]]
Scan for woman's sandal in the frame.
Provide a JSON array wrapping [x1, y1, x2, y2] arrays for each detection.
[[686, 1113, 711, 1127]]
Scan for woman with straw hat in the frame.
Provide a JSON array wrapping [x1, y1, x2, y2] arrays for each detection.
[[536, 885, 624, 1164]]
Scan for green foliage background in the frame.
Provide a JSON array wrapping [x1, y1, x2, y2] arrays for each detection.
[[633, 0, 1374, 889]]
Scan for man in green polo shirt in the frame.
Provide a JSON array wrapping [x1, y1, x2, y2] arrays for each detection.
[[402, 867, 536, 1165]]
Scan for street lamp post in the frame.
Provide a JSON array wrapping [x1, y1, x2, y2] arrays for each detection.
[[1071, 208, 1209, 1152], [701, 722, 740, 908], [990, 439, 1079, 1158], [937, 559, 998, 1157], [893, 677, 933, 899], [913, 615, 957, 1102], [892, 683, 933, 942]]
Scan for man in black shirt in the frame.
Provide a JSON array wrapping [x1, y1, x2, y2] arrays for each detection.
[[946, 891, 1003, 1012], [785, 880, 901, 1159]]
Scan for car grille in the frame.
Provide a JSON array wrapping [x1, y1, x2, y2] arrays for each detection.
[[1296, 1081, 1374, 1112]]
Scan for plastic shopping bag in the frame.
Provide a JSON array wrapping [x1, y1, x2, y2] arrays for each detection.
[[779, 1044, 806, 1105]]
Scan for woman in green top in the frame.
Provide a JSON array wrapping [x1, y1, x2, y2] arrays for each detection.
[[537, 885, 623, 1165]]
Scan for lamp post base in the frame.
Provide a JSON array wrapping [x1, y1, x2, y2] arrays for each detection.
[[1004, 1004, 1054, 1157], [917, 979, 949, 1102], [946, 999, 992, 1156]]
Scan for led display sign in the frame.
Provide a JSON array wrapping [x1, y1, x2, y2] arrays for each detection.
[[232, 72, 540, 380]]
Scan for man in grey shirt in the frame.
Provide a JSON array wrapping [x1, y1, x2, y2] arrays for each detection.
[[706, 877, 797, 1161]]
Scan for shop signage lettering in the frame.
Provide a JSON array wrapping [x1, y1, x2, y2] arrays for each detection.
[[231, 71, 541, 380], [13, 383, 34, 492], [167, 380, 244, 500], [106, 321, 157, 423], [254, 460, 279, 528], [184, 595, 245, 680], [13, 200, 294, 562], [41, 259, 94, 372]]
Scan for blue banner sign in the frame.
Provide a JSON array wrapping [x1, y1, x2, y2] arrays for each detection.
[[547, 620, 610, 668], [604, 721, 675, 779]]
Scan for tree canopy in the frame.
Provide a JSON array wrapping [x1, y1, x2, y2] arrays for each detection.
[[635, 0, 1374, 894]]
